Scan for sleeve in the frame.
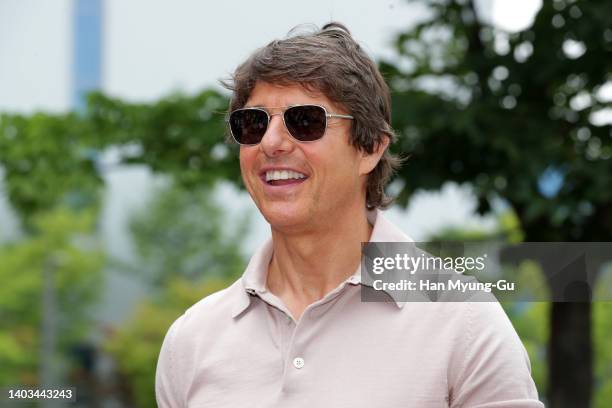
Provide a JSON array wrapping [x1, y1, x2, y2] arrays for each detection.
[[449, 302, 545, 408], [155, 316, 185, 408]]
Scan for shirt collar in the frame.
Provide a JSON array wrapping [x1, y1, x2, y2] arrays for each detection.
[[232, 209, 413, 318]]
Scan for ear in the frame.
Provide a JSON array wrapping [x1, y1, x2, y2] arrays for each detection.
[[358, 135, 390, 175]]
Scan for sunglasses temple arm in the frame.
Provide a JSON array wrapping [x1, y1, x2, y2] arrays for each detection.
[[327, 114, 354, 119]]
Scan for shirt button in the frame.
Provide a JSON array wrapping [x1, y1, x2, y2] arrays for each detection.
[[293, 357, 305, 369]]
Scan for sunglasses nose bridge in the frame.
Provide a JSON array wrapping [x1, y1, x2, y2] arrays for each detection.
[[259, 111, 294, 153], [266, 112, 287, 133], [268, 111, 290, 135]]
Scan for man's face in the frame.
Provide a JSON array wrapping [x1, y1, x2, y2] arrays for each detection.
[[239, 81, 374, 231]]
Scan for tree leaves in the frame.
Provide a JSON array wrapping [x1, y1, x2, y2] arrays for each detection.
[[385, 0, 612, 241]]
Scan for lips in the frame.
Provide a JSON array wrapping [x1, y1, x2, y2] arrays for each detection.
[[258, 167, 309, 190], [259, 168, 309, 184], [265, 169, 306, 181], [267, 178, 306, 186]]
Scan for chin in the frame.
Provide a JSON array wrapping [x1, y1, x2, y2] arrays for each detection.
[[260, 203, 312, 230]]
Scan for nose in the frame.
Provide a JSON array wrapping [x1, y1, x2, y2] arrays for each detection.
[[259, 113, 295, 157]]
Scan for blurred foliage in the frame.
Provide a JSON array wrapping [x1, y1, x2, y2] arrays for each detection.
[[129, 182, 248, 287], [383, 0, 611, 241], [0, 88, 238, 225], [85, 90, 240, 188], [429, 210, 524, 242], [508, 301, 550, 394], [594, 270, 612, 408], [0, 112, 102, 226], [0, 84, 243, 401], [0, 208, 104, 386], [105, 277, 231, 408], [0, 104, 107, 388], [0, 89, 237, 211]]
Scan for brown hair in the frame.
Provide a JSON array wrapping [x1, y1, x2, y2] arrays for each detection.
[[222, 22, 402, 209]]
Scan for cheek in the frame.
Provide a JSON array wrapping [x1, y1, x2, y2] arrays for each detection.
[[239, 147, 255, 171], [314, 154, 359, 191], [238, 150, 258, 189]]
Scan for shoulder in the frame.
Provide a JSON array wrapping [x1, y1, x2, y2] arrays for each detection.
[[172, 278, 245, 339], [156, 278, 246, 406], [467, 301, 520, 338], [158, 278, 246, 361], [447, 301, 543, 407], [444, 300, 529, 367]]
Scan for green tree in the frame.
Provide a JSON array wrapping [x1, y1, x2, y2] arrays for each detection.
[[381, 1, 611, 405], [0, 112, 102, 226], [128, 182, 248, 286], [593, 271, 612, 408], [0, 86, 242, 399], [0, 208, 104, 386], [0, 109, 108, 389], [85, 90, 239, 188]]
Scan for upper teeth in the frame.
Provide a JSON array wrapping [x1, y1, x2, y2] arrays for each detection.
[[266, 170, 306, 181]]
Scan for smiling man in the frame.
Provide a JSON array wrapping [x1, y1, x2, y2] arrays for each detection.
[[155, 22, 543, 407]]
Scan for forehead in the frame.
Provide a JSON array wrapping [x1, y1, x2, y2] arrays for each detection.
[[245, 81, 342, 112]]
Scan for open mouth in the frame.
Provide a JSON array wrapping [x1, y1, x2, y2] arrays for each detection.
[[262, 170, 308, 186]]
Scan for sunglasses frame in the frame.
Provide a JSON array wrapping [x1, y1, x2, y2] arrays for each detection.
[[227, 104, 354, 146]]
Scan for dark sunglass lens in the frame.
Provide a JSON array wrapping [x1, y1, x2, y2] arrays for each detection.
[[229, 109, 268, 145], [284, 105, 326, 141]]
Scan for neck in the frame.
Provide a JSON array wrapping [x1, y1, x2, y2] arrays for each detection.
[[266, 205, 374, 320]]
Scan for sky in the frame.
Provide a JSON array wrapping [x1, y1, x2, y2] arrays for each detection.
[[0, 0, 71, 112], [0, 0, 546, 111], [103, 0, 427, 102], [0, 0, 426, 111]]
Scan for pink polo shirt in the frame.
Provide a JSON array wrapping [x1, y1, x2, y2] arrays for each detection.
[[156, 210, 543, 407]]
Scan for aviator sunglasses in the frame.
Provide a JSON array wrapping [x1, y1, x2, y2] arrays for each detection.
[[228, 104, 354, 145]]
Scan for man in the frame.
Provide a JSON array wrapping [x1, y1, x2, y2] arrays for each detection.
[[156, 22, 543, 407]]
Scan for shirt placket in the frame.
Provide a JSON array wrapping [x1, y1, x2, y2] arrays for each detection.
[[273, 280, 356, 397]]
